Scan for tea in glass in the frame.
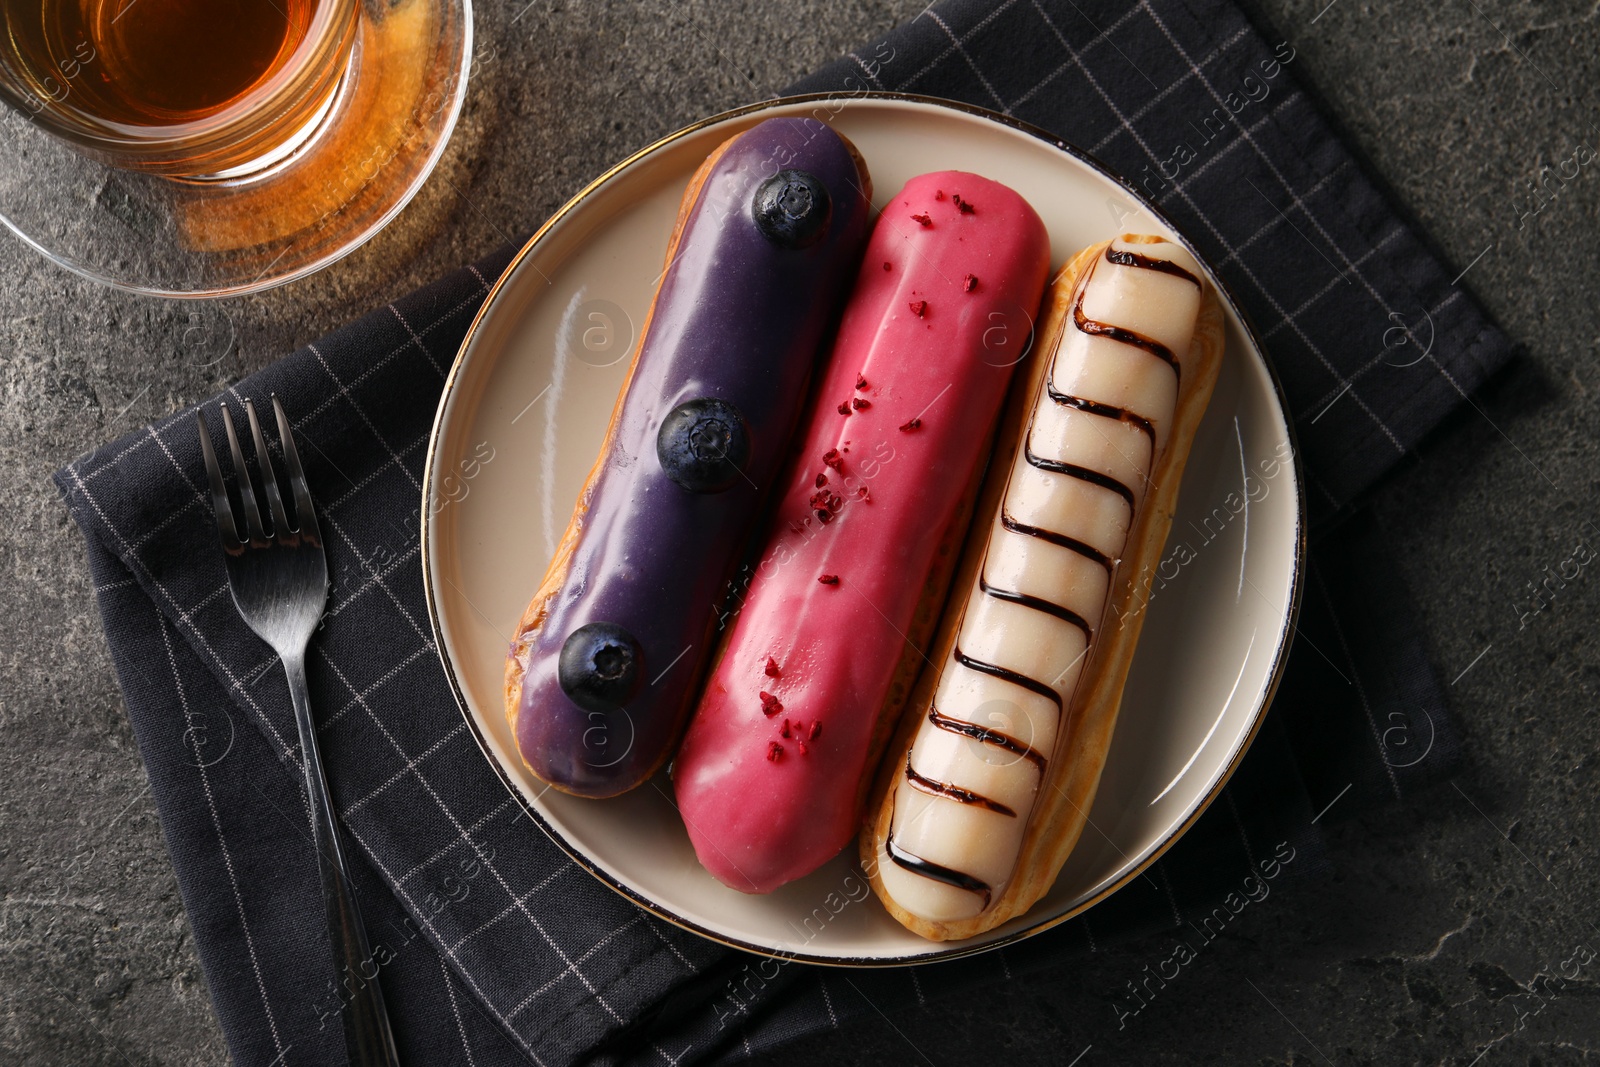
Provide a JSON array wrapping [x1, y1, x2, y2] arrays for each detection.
[[0, 0, 359, 175]]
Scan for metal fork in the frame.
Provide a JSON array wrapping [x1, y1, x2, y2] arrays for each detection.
[[197, 397, 402, 1067]]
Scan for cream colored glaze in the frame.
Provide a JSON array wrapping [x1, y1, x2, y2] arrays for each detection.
[[1006, 460, 1131, 558], [1029, 404, 1153, 507], [984, 524, 1109, 627], [1053, 337, 1178, 450], [880, 235, 1206, 924], [918, 662, 1061, 762]]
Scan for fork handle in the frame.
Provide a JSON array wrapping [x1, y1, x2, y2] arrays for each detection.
[[284, 654, 403, 1067]]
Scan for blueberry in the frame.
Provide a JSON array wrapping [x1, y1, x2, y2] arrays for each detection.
[[752, 169, 831, 249], [558, 623, 644, 713], [656, 397, 750, 493]]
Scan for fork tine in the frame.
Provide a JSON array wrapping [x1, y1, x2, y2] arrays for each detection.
[[221, 403, 270, 544], [194, 411, 243, 553], [245, 398, 293, 542], [272, 395, 322, 545]]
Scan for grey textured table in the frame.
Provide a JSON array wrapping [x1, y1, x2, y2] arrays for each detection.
[[4, 1, 1598, 1063]]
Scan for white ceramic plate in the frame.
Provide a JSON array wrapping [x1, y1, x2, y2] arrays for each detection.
[[422, 94, 1304, 965]]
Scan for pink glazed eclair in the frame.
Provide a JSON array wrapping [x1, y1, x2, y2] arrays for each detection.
[[672, 172, 1050, 894]]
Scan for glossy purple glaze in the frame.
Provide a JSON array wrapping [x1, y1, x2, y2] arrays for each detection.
[[512, 117, 872, 796]]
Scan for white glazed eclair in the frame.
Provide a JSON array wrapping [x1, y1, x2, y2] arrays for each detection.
[[862, 234, 1226, 941]]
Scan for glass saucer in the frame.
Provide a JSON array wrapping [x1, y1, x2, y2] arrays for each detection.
[[0, 0, 471, 298]]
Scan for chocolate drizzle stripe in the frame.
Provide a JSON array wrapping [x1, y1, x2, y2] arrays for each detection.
[[952, 647, 1063, 711], [904, 755, 1017, 817], [999, 510, 1114, 572], [1072, 290, 1180, 380], [978, 573, 1093, 643], [1045, 382, 1156, 443], [1105, 245, 1202, 287], [1023, 439, 1137, 509], [885, 832, 993, 908], [927, 706, 1047, 774]]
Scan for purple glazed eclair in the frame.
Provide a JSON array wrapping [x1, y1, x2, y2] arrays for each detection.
[[504, 117, 874, 798]]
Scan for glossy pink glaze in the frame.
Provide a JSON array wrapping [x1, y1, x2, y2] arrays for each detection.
[[672, 172, 1051, 893]]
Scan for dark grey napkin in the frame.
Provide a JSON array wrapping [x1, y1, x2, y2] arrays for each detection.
[[54, 0, 1508, 1063]]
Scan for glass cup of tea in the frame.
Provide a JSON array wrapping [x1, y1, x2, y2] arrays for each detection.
[[0, 0, 472, 295], [0, 0, 361, 177]]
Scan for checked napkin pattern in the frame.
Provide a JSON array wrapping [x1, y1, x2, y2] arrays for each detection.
[[55, 0, 1509, 1063]]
